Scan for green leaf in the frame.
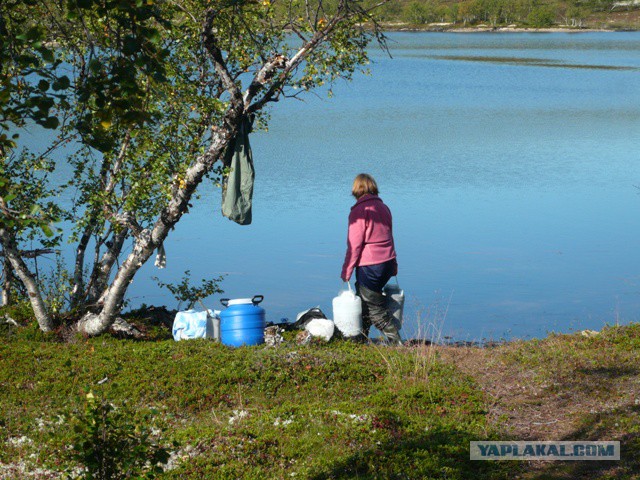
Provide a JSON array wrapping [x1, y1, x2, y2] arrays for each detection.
[[88, 59, 102, 73], [144, 28, 162, 45], [35, 96, 55, 112], [41, 224, 54, 238], [52, 76, 71, 91], [39, 48, 55, 63], [38, 80, 50, 92], [16, 27, 44, 42], [42, 116, 60, 129], [123, 35, 141, 55]]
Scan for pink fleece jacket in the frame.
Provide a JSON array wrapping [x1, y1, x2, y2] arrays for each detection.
[[341, 194, 397, 281]]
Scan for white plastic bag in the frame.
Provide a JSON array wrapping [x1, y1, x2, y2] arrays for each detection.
[[332, 282, 362, 338], [305, 318, 335, 342], [172, 309, 220, 341]]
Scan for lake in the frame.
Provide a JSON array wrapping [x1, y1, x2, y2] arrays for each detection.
[[25, 32, 640, 341]]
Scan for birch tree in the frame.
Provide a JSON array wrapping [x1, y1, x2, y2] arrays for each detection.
[[0, 0, 387, 335]]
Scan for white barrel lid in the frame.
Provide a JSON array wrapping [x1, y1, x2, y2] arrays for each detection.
[[227, 298, 254, 306]]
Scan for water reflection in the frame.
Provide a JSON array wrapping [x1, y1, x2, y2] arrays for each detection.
[[426, 54, 640, 70]]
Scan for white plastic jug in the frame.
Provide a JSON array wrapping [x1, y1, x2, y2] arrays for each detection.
[[332, 282, 362, 338], [383, 278, 404, 329]]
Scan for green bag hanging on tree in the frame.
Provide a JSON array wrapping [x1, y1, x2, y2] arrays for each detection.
[[221, 115, 254, 225]]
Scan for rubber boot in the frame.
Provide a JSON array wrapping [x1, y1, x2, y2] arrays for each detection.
[[355, 282, 372, 339], [380, 322, 403, 346], [357, 283, 402, 345]]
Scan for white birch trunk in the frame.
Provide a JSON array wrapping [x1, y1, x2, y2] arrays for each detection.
[[0, 228, 54, 331], [77, 108, 243, 335]]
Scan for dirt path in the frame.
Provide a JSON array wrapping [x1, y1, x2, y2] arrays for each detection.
[[436, 343, 640, 479]]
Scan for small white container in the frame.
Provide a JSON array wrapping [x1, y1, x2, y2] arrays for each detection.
[[332, 282, 362, 337]]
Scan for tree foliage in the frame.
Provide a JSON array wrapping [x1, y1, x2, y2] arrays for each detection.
[[527, 4, 557, 26], [0, 0, 66, 150], [68, 392, 171, 479], [408, 0, 639, 28], [153, 270, 225, 310]]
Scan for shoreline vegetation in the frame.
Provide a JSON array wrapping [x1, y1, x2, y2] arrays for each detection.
[[1, 311, 639, 478], [367, 0, 640, 32], [381, 22, 638, 31]]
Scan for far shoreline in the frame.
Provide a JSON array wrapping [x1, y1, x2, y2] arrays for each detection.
[[380, 23, 640, 33]]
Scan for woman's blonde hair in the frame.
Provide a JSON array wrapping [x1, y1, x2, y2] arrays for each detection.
[[352, 173, 379, 199]]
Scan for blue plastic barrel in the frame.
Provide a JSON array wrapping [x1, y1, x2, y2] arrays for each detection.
[[219, 296, 265, 347]]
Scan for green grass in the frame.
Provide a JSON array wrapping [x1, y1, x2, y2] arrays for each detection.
[[2, 321, 639, 478], [0, 327, 509, 479]]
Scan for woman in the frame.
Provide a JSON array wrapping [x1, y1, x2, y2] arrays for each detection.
[[341, 173, 403, 345]]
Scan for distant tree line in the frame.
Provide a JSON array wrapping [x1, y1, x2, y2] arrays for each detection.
[[370, 0, 632, 28]]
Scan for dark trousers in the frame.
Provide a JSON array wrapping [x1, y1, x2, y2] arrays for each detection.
[[355, 259, 396, 292], [355, 259, 396, 337]]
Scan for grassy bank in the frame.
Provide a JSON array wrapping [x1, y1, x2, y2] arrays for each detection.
[[0, 318, 638, 479]]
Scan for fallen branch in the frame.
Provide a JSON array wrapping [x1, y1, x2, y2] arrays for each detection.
[[532, 420, 560, 426], [2, 316, 19, 326]]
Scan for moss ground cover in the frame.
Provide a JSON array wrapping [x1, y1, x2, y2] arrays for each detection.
[[0, 325, 509, 479], [1, 321, 639, 478]]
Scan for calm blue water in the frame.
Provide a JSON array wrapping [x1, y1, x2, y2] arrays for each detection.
[[23, 32, 640, 340]]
